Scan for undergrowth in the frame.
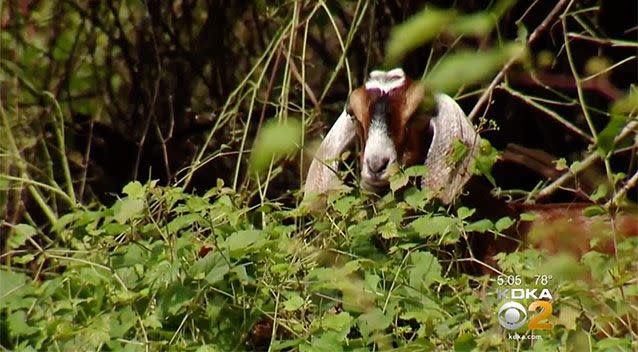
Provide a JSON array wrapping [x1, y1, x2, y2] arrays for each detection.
[[2, 179, 637, 350]]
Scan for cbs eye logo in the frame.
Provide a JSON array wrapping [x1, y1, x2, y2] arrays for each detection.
[[498, 301, 553, 330]]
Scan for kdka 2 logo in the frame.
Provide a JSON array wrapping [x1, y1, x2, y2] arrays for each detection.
[[496, 275, 554, 331]]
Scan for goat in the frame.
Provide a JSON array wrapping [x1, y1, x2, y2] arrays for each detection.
[[302, 69, 638, 276], [304, 68, 479, 204]]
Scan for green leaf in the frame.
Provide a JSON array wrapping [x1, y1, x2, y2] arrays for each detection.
[[75, 314, 110, 350], [556, 306, 580, 330], [590, 184, 608, 202], [322, 312, 353, 333], [7, 310, 40, 337], [610, 89, 638, 116], [519, 212, 538, 221], [583, 205, 606, 217], [302, 331, 344, 352], [389, 170, 409, 192], [474, 138, 500, 186], [597, 115, 627, 156], [348, 218, 381, 238], [448, 13, 494, 36], [404, 165, 428, 177], [332, 196, 357, 215], [464, 219, 494, 232], [411, 215, 458, 237], [13, 254, 35, 265], [103, 222, 128, 236], [538, 254, 584, 281], [110, 306, 136, 338], [404, 187, 428, 209], [386, 7, 456, 65], [378, 221, 399, 239], [122, 181, 145, 198], [160, 283, 195, 316], [0, 270, 31, 304], [450, 139, 470, 164], [8, 224, 36, 249], [357, 308, 392, 338], [554, 157, 568, 170], [250, 119, 302, 173], [582, 251, 613, 282], [457, 207, 475, 220], [495, 217, 514, 232], [282, 293, 305, 311], [454, 333, 477, 351], [167, 214, 200, 233], [408, 251, 442, 291], [423, 43, 525, 94], [113, 198, 145, 224], [569, 160, 582, 173], [596, 338, 631, 350], [111, 244, 146, 268], [222, 230, 266, 253]]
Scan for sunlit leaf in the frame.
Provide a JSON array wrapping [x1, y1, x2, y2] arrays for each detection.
[[610, 89, 638, 116], [474, 138, 500, 186], [457, 206, 475, 220], [122, 181, 145, 198], [8, 224, 36, 249], [495, 216, 514, 232], [590, 184, 608, 202], [519, 212, 538, 221], [250, 119, 302, 173], [423, 43, 526, 94], [389, 170, 409, 192], [386, 7, 456, 66], [113, 198, 145, 224], [448, 13, 494, 36], [450, 139, 469, 164], [404, 165, 428, 177]]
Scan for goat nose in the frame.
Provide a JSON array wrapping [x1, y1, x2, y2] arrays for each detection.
[[367, 156, 390, 174]]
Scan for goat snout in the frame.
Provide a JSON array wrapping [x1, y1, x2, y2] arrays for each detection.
[[366, 156, 391, 174]]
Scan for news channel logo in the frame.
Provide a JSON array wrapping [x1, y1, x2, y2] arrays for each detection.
[[496, 275, 554, 331]]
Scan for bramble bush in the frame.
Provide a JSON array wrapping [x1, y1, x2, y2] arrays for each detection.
[[2, 177, 637, 350]]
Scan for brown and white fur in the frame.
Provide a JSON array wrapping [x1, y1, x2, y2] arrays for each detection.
[[304, 68, 479, 204]]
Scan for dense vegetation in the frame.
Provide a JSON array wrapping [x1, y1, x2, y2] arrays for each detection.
[[1, 0, 637, 350]]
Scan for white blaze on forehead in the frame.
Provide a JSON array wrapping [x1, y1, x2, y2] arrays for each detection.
[[365, 68, 406, 94]]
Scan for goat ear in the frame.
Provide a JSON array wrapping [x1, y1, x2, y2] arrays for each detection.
[[400, 82, 425, 126], [303, 109, 357, 204], [347, 88, 370, 126], [423, 94, 480, 204]]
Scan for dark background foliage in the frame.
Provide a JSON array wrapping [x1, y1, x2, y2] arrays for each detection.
[[1, 0, 636, 211]]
